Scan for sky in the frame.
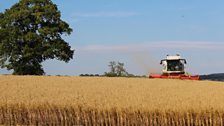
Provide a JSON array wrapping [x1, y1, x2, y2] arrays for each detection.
[[1, 0, 224, 75]]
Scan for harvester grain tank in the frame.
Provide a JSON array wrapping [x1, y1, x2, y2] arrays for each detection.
[[149, 54, 200, 80]]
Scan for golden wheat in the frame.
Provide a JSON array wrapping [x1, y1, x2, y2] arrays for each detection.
[[0, 75, 224, 125]]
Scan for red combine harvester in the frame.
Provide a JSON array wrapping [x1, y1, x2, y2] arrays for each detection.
[[149, 54, 200, 80]]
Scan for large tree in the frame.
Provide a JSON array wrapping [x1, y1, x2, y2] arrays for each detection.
[[0, 0, 74, 75]]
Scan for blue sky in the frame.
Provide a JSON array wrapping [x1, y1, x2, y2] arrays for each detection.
[[1, 0, 224, 75]]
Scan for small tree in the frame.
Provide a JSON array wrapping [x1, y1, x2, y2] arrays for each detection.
[[105, 61, 129, 77], [116, 62, 128, 76], [0, 0, 74, 75], [108, 61, 116, 74], [104, 61, 117, 77]]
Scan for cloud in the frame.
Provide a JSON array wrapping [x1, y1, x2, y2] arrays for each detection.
[[72, 11, 139, 18], [76, 41, 224, 53]]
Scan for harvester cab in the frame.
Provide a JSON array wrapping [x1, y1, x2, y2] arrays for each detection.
[[161, 54, 186, 75], [149, 54, 200, 80]]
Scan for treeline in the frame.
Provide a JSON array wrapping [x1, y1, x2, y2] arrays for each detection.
[[80, 74, 146, 78], [200, 73, 224, 81], [80, 61, 147, 78], [80, 74, 100, 77]]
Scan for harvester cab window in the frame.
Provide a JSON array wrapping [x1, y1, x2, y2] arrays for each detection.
[[161, 60, 167, 70], [167, 60, 184, 71]]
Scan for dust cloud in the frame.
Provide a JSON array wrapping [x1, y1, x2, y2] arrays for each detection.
[[128, 51, 161, 75]]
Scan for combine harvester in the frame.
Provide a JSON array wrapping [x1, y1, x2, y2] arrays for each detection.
[[149, 54, 200, 80]]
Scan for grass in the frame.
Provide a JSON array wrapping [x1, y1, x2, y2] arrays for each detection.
[[0, 75, 224, 125]]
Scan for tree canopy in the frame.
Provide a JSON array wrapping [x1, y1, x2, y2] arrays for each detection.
[[0, 0, 74, 75]]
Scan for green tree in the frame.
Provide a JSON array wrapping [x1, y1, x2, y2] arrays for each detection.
[[105, 61, 129, 77], [108, 61, 116, 74], [104, 61, 117, 77], [116, 62, 128, 76], [0, 0, 74, 75]]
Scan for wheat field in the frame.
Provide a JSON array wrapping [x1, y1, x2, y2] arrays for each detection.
[[0, 75, 224, 125]]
